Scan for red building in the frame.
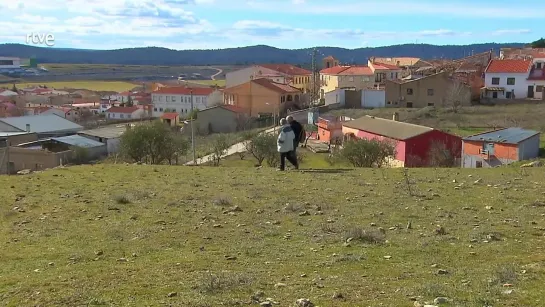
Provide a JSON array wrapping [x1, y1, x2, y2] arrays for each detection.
[[342, 115, 462, 167]]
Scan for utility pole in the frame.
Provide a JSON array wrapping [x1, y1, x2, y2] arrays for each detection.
[[310, 47, 319, 108], [190, 88, 196, 165]]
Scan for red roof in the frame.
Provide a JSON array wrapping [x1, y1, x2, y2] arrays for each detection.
[[161, 112, 179, 120], [106, 106, 140, 114], [371, 62, 399, 70], [339, 66, 374, 75], [153, 86, 215, 96], [252, 78, 301, 93], [258, 64, 312, 76], [485, 59, 532, 74], [320, 66, 351, 74]]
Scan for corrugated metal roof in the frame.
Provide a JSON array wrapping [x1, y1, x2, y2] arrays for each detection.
[[0, 132, 33, 137], [51, 135, 106, 148], [0, 115, 82, 133], [79, 125, 129, 139], [463, 127, 540, 144], [343, 115, 433, 140]]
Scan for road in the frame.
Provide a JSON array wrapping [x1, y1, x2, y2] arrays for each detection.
[[210, 67, 223, 80], [185, 126, 277, 166]]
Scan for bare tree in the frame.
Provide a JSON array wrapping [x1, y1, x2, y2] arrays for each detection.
[[445, 81, 471, 113]]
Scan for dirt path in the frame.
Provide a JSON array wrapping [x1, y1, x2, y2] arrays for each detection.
[[185, 127, 277, 166]]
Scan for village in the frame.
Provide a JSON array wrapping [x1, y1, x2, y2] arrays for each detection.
[[1, 46, 545, 174]]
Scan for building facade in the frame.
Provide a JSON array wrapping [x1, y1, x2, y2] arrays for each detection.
[[483, 59, 533, 99], [106, 107, 146, 120], [461, 128, 540, 168], [226, 64, 312, 93], [151, 86, 220, 118]]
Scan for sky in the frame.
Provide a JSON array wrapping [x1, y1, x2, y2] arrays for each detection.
[[0, 0, 543, 50]]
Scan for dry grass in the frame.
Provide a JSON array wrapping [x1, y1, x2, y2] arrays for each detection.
[[1, 165, 545, 306]]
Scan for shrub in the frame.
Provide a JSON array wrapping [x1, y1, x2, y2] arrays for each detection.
[[339, 138, 396, 168], [245, 133, 276, 166]]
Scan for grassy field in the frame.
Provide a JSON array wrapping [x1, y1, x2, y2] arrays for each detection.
[[15, 81, 138, 92], [192, 79, 226, 87], [1, 165, 545, 306]]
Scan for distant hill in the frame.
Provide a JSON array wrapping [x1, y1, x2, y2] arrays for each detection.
[[0, 43, 526, 66]]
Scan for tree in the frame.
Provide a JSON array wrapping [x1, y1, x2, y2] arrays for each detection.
[[303, 124, 318, 147], [339, 138, 396, 168], [126, 95, 134, 107], [11, 84, 17, 92], [120, 121, 186, 164], [428, 140, 457, 167], [531, 38, 545, 48], [208, 133, 231, 166], [445, 81, 471, 113], [244, 133, 276, 166], [188, 109, 198, 120]]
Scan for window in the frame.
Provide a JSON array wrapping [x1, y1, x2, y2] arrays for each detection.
[[492, 92, 498, 98], [406, 88, 413, 95], [196, 97, 201, 103], [166, 96, 170, 102], [154, 107, 157, 111], [537, 86, 543, 92], [128, 115, 132, 119], [171, 96, 176, 102], [395, 72, 398, 79], [491, 77, 500, 85], [427, 103, 435, 106], [506, 92, 512, 99], [507, 78, 515, 85], [406, 102, 413, 108], [120, 114, 124, 119], [387, 101, 391, 105], [476, 161, 483, 168], [427, 89, 434, 96], [390, 73, 394, 79], [537, 62, 542, 69], [159, 108, 164, 111], [159, 96, 163, 101], [108, 113, 111, 118], [349, 77, 354, 82], [153, 96, 156, 102], [67, 112, 71, 115], [363, 76, 370, 82]]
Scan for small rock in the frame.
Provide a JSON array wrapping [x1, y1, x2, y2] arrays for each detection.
[[225, 255, 237, 260], [117, 258, 128, 262], [295, 298, 314, 307], [332, 292, 344, 299], [212, 224, 222, 228], [274, 282, 287, 288], [48, 262, 54, 266], [299, 210, 311, 216], [383, 255, 392, 260], [167, 292, 177, 297], [437, 269, 449, 275], [260, 302, 273, 307], [95, 250, 104, 256], [434, 297, 449, 304]]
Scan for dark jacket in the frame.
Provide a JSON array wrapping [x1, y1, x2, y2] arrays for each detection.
[[290, 120, 303, 143]]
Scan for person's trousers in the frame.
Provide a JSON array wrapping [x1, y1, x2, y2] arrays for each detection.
[[280, 151, 298, 170]]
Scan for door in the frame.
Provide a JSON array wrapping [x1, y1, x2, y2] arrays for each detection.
[[538, 62, 543, 69], [528, 85, 535, 98]]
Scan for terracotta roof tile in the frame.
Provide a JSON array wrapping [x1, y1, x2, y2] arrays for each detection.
[[371, 62, 400, 70], [320, 66, 351, 74], [252, 78, 301, 94], [153, 86, 215, 96], [485, 59, 532, 73], [161, 112, 179, 120], [338, 66, 374, 75], [373, 57, 421, 67], [258, 64, 311, 76]]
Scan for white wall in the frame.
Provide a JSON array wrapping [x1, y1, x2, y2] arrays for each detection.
[[151, 93, 209, 117], [361, 89, 385, 108], [107, 109, 144, 120], [226, 65, 283, 88], [324, 89, 345, 106], [484, 72, 529, 99], [0, 57, 21, 69], [0, 90, 18, 97]]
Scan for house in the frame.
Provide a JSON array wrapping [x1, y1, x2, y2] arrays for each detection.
[[3, 135, 106, 173], [78, 124, 130, 154], [461, 127, 540, 168], [342, 115, 462, 167], [226, 64, 312, 93], [319, 66, 375, 97], [106, 106, 146, 120], [195, 105, 249, 135], [151, 86, 221, 117], [324, 88, 386, 108], [223, 78, 303, 117], [0, 102, 24, 117], [316, 116, 345, 144], [161, 112, 180, 127], [41, 106, 80, 122], [0, 114, 83, 138], [323, 56, 340, 69], [370, 57, 432, 70], [482, 59, 533, 99], [385, 71, 469, 108], [368, 60, 404, 86]]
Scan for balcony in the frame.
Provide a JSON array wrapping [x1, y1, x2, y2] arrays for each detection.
[[528, 66, 545, 81]]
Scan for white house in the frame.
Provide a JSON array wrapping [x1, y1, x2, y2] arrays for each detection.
[[0, 89, 18, 97], [105, 106, 145, 120], [151, 86, 221, 118], [483, 59, 533, 99], [0, 57, 21, 69]]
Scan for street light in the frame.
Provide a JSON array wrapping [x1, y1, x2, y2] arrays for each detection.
[[266, 102, 278, 133], [185, 82, 196, 165]]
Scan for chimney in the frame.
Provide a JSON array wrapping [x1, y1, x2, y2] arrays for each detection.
[[392, 112, 399, 121], [25, 124, 30, 132]]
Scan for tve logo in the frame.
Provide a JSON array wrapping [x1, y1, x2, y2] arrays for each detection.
[[25, 33, 55, 47]]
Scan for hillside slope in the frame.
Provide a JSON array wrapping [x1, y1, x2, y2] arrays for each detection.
[[1, 165, 544, 306], [0, 43, 525, 66]]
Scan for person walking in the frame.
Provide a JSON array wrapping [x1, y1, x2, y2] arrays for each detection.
[[286, 115, 304, 158], [277, 118, 298, 171]]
